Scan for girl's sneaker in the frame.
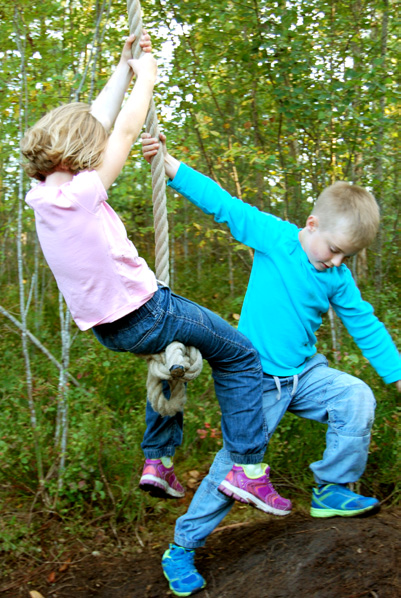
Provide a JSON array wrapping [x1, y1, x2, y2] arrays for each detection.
[[310, 483, 380, 518], [162, 543, 206, 597], [218, 464, 292, 515], [139, 459, 185, 499]]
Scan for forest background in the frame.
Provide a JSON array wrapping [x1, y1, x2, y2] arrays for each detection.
[[0, 0, 400, 566]]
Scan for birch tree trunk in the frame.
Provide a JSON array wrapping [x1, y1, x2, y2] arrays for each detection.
[[14, 8, 45, 496], [50, 0, 111, 500], [328, 306, 339, 358], [372, 0, 389, 293], [53, 294, 72, 502]]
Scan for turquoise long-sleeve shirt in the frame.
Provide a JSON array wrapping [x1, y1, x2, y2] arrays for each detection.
[[168, 163, 401, 384]]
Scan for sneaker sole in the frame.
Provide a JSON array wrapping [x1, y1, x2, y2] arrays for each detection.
[[162, 570, 206, 597], [218, 480, 291, 516], [139, 474, 185, 499], [310, 502, 381, 518]]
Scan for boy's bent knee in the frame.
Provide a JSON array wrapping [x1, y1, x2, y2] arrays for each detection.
[[328, 376, 375, 436]]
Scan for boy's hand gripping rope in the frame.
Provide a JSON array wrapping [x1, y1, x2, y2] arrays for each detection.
[[127, 0, 202, 416]]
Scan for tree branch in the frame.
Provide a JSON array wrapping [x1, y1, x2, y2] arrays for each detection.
[[0, 304, 84, 390]]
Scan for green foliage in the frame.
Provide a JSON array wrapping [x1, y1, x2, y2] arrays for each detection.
[[0, 517, 31, 554]]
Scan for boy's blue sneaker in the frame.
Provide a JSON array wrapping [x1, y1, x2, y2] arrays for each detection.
[[311, 484, 380, 518], [162, 543, 206, 596]]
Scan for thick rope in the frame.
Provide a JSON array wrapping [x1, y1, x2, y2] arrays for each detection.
[[144, 342, 203, 416], [127, 0, 202, 415]]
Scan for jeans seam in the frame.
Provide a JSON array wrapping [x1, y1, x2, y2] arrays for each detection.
[[117, 313, 153, 333], [312, 372, 333, 405], [144, 444, 176, 458], [164, 313, 262, 378], [126, 308, 166, 352], [167, 311, 258, 353], [302, 355, 328, 378]]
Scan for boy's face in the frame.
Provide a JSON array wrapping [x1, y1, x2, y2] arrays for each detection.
[[300, 216, 359, 272]]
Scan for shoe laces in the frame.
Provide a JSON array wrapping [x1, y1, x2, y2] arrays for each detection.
[[171, 549, 196, 574], [268, 486, 278, 497], [252, 473, 277, 495]]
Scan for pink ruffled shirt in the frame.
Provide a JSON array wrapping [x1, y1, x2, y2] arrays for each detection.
[[25, 170, 157, 330]]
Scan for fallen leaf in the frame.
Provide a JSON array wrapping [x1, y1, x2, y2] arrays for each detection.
[[47, 571, 56, 583], [59, 557, 71, 572], [29, 592, 45, 598], [187, 479, 199, 489]]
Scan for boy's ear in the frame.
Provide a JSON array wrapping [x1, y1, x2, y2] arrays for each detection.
[[306, 214, 319, 232]]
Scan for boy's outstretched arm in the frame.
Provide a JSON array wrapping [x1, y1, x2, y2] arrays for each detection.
[[141, 132, 281, 254], [96, 51, 157, 190], [141, 132, 180, 179], [90, 31, 152, 132]]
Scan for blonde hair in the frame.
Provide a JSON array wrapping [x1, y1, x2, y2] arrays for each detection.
[[312, 181, 380, 248], [20, 102, 109, 181]]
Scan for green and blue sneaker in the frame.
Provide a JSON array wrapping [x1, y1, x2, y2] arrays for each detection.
[[311, 483, 380, 518], [162, 543, 206, 596]]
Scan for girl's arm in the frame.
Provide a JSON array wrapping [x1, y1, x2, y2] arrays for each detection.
[[90, 32, 152, 132], [96, 52, 157, 190]]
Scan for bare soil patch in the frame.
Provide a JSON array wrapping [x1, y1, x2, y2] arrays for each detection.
[[1, 508, 400, 598]]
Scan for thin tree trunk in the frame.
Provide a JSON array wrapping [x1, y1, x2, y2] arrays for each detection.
[[14, 8, 45, 496], [74, 0, 111, 102], [88, 0, 112, 102], [53, 294, 72, 501], [372, 0, 389, 293], [328, 306, 339, 358], [169, 210, 176, 290], [0, 305, 83, 388], [227, 242, 234, 296]]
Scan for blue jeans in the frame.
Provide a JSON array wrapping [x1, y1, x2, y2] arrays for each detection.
[[93, 286, 266, 464], [174, 353, 376, 549], [142, 384, 184, 459]]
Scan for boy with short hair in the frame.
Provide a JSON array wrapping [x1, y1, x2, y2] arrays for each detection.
[[142, 133, 401, 597]]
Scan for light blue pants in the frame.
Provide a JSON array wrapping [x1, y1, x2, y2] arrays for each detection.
[[174, 353, 376, 549]]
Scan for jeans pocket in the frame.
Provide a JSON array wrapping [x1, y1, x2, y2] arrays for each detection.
[[115, 307, 165, 353], [93, 292, 166, 353], [124, 319, 162, 353]]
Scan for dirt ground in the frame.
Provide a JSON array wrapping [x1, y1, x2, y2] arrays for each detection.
[[1, 507, 400, 598]]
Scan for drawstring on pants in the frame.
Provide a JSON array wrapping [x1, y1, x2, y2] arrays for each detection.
[[273, 376, 282, 401], [273, 374, 299, 400], [292, 374, 299, 396]]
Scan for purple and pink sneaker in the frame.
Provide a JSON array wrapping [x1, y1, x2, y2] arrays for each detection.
[[139, 459, 185, 499], [218, 464, 292, 516]]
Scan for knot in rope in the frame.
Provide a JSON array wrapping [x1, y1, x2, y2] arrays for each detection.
[[145, 342, 203, 416], [126, 0, 203, 415]]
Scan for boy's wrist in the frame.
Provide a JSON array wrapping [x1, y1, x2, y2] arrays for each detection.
[[164, 154, 180, 179]]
